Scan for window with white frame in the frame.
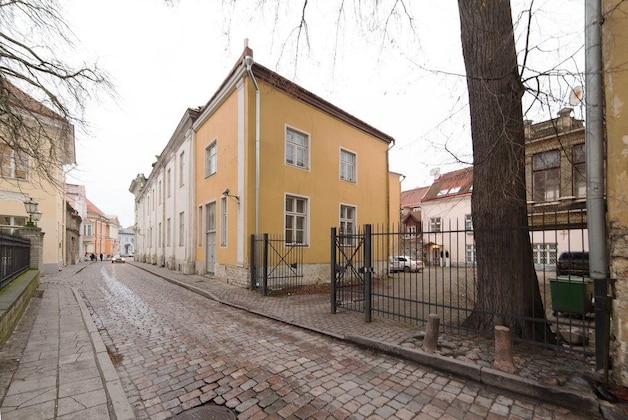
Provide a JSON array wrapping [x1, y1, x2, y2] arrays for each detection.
[[197, 206, 203, 247], [179, 151, 185, 187], [573, 144, 586, 198], [220, 197, 227, 247], [179, 212, 185, 246], [158, 222, 163, 247], [465, 244, 477, 265], [339, 204, 356, 246], [0, 145, 28, 179], [285, 195, 307, 244], [340, 149, 356, 182], [532, 243, 557, 265], [429, 217, 441, 232], [166, 218, 171, 246], [158, 180, 162, 204], [167, 169, 171, 197], [465, 214, 473, 231], [285, 127, 309, 169], [205, 141, 217, 177], [84, 224, 93, 236], [533, 150, 560, 202]]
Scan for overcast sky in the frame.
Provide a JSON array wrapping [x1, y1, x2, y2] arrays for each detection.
[[62, 0, 583, 227]]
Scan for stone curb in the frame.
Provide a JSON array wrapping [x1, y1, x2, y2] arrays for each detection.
[[345, 335, 600, 419], [72, 288, 136, 420], [129, 263, 601, 417]]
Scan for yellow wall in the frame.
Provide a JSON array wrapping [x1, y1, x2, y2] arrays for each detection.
[[255, 81, 391, 263], [194, 89, 241, 265], [604, 0, 628, 387], [193, 76, 392, 267]]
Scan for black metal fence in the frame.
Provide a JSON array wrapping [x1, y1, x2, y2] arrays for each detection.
[[250, 233, 304, 295], [331, 210, 598, 359], [0, 231, 31, 290]]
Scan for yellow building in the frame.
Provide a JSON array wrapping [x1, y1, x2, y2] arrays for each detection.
[[193, 46, 396, 286], [0, 79, 75, 273], [604, 0, 628, 387]]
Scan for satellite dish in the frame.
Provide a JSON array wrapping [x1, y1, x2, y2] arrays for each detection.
[[569, 86, 584, 106]]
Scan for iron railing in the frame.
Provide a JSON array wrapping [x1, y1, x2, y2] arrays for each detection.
[[331, 208, 596, 359], [0, 231, 31, 290], [250, 233, 304, 295]]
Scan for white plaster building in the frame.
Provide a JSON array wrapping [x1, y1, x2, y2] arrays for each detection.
[[129, 108, 200, 274]]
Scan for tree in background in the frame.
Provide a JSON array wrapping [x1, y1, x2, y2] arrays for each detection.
[[0, 0, 110, 190]]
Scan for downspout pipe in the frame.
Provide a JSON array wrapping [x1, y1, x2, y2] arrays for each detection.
[[584, 0, 609, 372], [244, 56, 260, 237]]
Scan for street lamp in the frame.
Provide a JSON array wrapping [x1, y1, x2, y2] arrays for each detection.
[[24, 197, 42, 227]]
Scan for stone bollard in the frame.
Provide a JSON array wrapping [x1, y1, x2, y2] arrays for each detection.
[[422, 313, 440, 353], [493, 325, 518, 373]]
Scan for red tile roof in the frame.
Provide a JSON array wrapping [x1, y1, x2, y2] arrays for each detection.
[[422, 167, 473, 202], [401, 186, 430, 208]]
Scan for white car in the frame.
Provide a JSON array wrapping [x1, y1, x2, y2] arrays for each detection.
[[112, 255, 126, 263], [389, 256, 424, 273]]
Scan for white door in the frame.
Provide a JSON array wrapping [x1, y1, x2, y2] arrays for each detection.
[[206, 202, 216, 274]]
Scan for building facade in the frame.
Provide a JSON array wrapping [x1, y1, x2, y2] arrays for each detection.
[[129, 108, 199, 273], [83, 199, 119, 259], [0, 79, 76, 273], [118, 227, 135, 257], [524, 108, 588, 268], [132, 45, 397, 287]]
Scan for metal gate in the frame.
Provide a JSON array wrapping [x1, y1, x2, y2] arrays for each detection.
[[331, 225, 372, 321], [250, 234, 304, 295]]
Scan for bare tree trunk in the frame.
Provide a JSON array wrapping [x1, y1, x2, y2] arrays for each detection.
[[457, 0, 554, 342]]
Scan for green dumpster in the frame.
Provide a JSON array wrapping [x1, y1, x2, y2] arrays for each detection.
[[549, 276, 594, 316]]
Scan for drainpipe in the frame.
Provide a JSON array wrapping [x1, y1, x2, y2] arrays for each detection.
[[584, 0, 609, 372], [244, 55, 260, 236]]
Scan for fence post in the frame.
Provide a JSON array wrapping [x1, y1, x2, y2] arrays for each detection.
[[250, 235, 256, 289], [364, 224, 372, 323], [262, 233, 269, 296], [331, 227, 337, 314], [17, 227, 44, 271]]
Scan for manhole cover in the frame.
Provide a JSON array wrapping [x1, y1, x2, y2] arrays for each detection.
[[171, 404, 236, 420]]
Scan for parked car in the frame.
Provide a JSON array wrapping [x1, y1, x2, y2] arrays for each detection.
[[112, 255, 126, 264], [389, 256, 424, 273], [556, 251, 589, 276]]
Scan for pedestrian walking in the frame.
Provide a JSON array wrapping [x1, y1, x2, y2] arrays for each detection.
[[99, 253, 103, 262]]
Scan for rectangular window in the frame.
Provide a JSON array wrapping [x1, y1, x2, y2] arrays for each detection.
[[285, 127, 309, 169], [167, 218, 171, 246], [207, 202, 216, 232], [0, 145, 28, 179], [220, 197, 227, 247], [532, 243, 557, 265], [84, 224, 93, 236], [285, 195, 308, 245], [158, 180, 162, 204], [198, 206, 203, 247], [465, 244, 477, 265], [339, 204, 356, 246], [465, 214, 473, 231], [573, 144, 586, 198], [167, 169, 171, 198], [179, 151, 185, 187], [179, 212, 184, 246], [158, 222, 163, 247], [429, 217, 441, 233], [533, 150, 560, 202], [340, 149, 357, 182], [205, 141, 217, 177]]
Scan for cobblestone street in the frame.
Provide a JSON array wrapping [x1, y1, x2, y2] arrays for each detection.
[[33, 261, 602, 419]]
